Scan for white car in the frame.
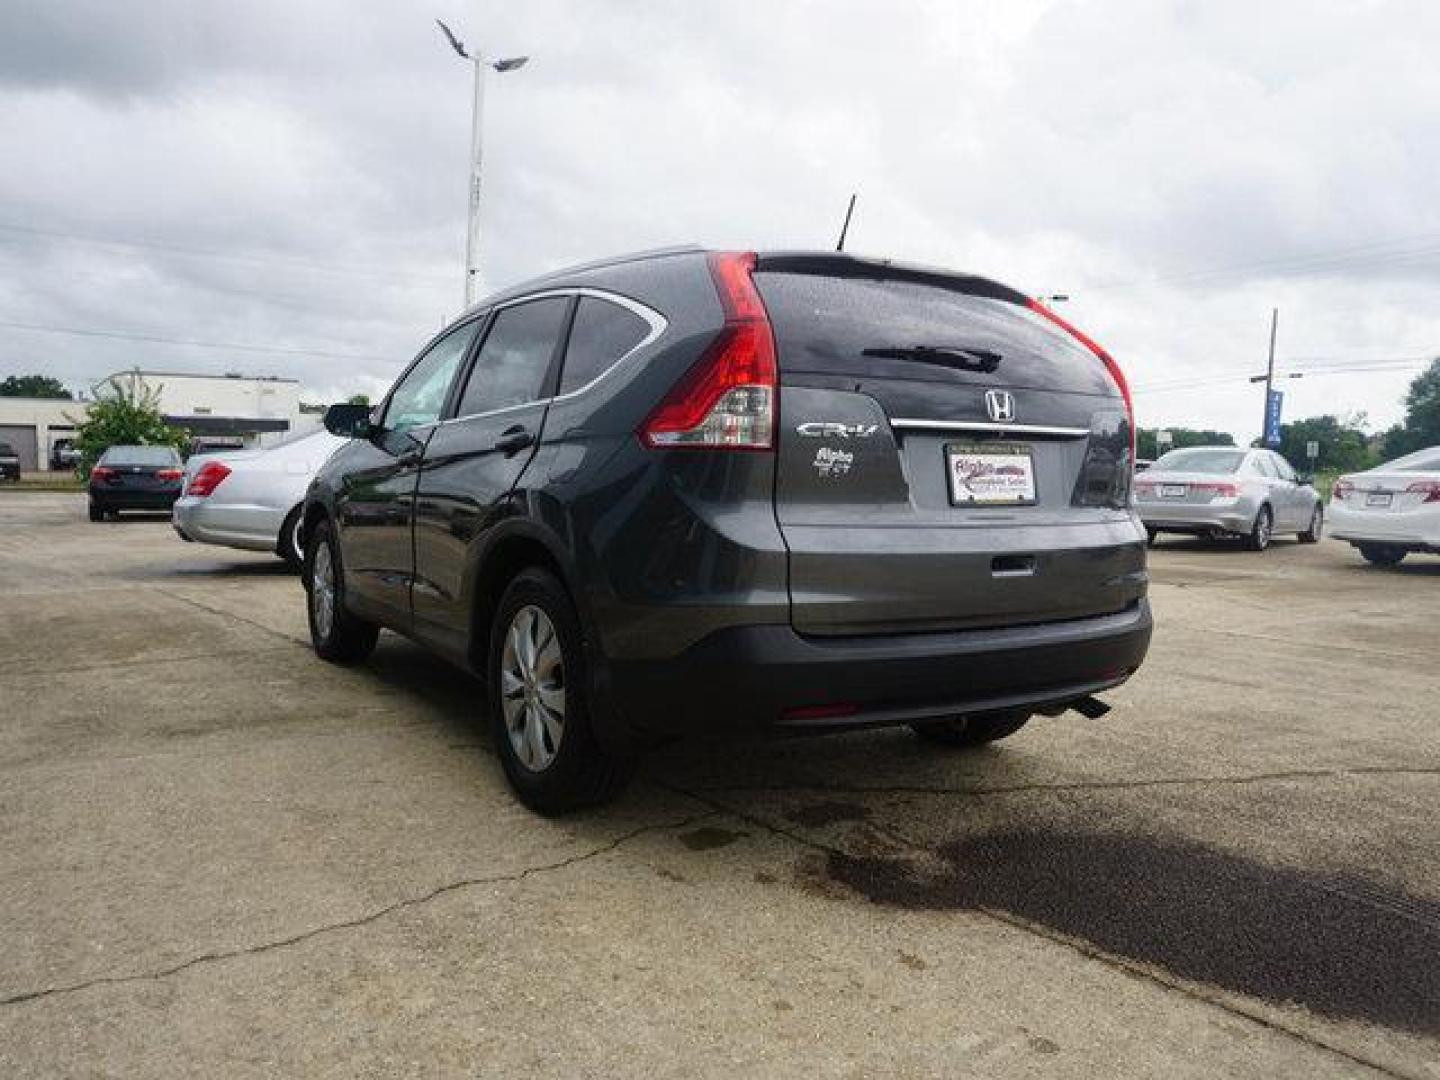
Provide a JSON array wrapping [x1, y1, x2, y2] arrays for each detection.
[[173, 430, 346, 567], [1329, 445, 1440, 566]]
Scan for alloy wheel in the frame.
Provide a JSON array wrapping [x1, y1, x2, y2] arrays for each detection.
[[311, 543, 335, 640], [500, 605, 565, 771]]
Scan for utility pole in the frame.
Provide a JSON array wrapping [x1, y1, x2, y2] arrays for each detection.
[[835, 193, 857, 252], [435, 19, 529, 308], [1261, 307, 1278, 444]]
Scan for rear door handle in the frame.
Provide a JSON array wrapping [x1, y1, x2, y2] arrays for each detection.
[[494, 426, 535, 456]]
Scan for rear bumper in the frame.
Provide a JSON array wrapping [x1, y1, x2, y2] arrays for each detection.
[[1138, 500, 1252, 533], [172, 496, 283, 552], [90, 488, 180, 510], [1329, 503, 1440, 548], [599, 600, 1152, 740]]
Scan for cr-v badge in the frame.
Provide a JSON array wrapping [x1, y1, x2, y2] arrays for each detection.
[[795, 422, 878, 438], [985, 389, 1017, 423]]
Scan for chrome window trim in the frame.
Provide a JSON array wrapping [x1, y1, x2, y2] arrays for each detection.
[[437, 287, 667, 428], [890, 418, 1090, 438]]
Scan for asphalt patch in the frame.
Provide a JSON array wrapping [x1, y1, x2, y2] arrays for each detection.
[[828, 829, 1440, 1035]]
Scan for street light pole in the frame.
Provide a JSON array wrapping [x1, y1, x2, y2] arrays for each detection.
[[435, 19, 528, 308]]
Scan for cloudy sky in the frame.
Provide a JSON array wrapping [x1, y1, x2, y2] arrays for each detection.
[[2, 0, 1437, 440]]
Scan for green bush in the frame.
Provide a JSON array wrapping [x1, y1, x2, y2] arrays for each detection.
[[69, 373, 190, 477]]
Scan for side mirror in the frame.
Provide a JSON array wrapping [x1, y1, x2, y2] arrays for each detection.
[[323, 402, 373, 439]]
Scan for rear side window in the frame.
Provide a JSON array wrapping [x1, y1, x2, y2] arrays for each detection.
[[101, 446, 181, 466], [1271, 454, 1296, 481], [1252, 454, 1277, 479], [455, 297, 570, 417], [754, 272, 1112, 395], [559, 297, 650, 395]]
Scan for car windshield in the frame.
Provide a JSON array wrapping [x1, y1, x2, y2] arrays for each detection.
[[101, 445, 180, 466], [1151, 448, 1245, 474]]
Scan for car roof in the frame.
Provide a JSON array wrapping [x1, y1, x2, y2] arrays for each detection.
[[464, 247, 1025, 314]]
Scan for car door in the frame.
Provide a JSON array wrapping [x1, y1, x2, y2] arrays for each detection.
[[410, 295, 574, 657], [336, 320, 479, 623]]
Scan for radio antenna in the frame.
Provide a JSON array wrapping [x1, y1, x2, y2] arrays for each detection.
[[835, 193, 857, 252]]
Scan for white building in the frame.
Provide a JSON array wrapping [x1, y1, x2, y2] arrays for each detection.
[[0, 371, 319, 471]]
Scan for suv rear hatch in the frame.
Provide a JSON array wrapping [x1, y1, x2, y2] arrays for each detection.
[[754, 254, 1143, 636]]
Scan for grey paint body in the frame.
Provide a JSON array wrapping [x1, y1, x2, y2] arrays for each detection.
[[305, 249, 1152, 744]]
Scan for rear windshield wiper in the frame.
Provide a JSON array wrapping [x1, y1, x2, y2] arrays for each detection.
[[861, 344, 1002, 374]]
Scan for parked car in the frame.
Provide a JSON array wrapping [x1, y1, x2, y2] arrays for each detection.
[[88, 445, 185, 519], [1329, 445, 1440, 566], [1135, 446, 1322, 550], [301, 248, 1152, 812], [173, 430, 347, 567], [0, 441, 19, 482], [50, 441, 80, 471]]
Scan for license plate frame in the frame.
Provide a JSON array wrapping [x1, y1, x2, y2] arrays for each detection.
[[945, 442, 1037, 506], [1161, 484, 1188, 499], [1366, 492, 1393, 508]]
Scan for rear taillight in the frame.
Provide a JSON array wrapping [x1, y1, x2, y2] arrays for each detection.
[[1191, 481, 1239, 498], [1406, 480, 1440, 503], [89, 466, 114, 481], [1027, 298, 1134, 459], [157, 468, 184, 481], [1331, 479, 1355, 501], [639, 251, 777, 451], [187, 461, 231, 497]]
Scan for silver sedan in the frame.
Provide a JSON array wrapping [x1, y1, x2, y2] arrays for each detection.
[[1134, 446, 1323, 551], [173, 430, 346, 567]]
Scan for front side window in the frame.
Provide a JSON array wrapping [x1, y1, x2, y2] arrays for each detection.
[[384, 322, 477, 431], [559, 297, 651, 395], [455, 297, 570, 417]]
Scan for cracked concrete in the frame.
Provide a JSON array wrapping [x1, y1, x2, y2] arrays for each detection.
[[2, 494, 1438, 1078]]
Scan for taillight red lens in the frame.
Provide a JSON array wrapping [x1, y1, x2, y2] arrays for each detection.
[[187, 461, 231, 497], [89, 466, 114, 481], [1406, 480, 1440, 503], [639, 251, 777, 451], [1331, 479, 1355, 501], [1191, 482, 1239, 498], [1027, 298, 1134, 459], [157, 468, 184, 481]]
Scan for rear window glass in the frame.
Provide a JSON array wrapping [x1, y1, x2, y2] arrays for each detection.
[[1152, 449, 1244, 474], [753, 272, 1113, 395], [559, 297, 650, 395], [1391, 449, 1440, 472], [100, 446, 181, 466]]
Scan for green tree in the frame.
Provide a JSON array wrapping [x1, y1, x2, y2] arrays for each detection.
[[69, 373, 190, 476], [1137, 428, 1236, 459], [0, 374, 72, 399], [1380, 358, 1440, 459], [1274, 414, 1372, 472], [346, 393, 371, 406]]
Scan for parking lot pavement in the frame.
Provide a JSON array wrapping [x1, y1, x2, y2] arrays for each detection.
[[0, 494, 1436, 1079]]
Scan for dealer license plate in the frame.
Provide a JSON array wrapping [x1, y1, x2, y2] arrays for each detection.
[[946, 443, 1036, 506]]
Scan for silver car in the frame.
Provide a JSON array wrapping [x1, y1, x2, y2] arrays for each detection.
[[1135, 446, 1323, 551], [173, 430, 346, 566]]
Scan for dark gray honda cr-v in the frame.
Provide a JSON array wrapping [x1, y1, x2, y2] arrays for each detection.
[[303, 248, 1152, 812]]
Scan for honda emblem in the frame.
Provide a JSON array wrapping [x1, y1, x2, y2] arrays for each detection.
[[985, 389, 1016, 423]]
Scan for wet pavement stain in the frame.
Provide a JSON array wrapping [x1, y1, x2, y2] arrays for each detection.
[[678, 826, 748, 851], [828, 829, 1440, 1035], [786, 801, 869, 828]]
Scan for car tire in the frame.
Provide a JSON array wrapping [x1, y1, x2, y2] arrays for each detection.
[[1298, 505, 1324, 544], [910, 710, 1030, 748], [487, 567, 633, 815], [88, 502, 103, 523], [305, 517, 379, 663], [277, 506, 305, 570], [1358, 543, 1407, 567], [1245, 504, 1274, 551]]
